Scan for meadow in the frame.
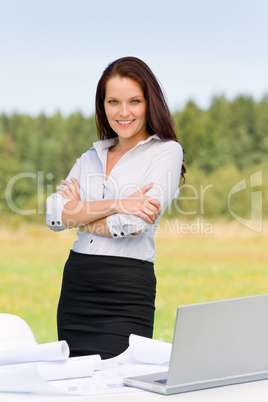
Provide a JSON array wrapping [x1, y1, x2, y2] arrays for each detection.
[[0, 219, 267, 344]]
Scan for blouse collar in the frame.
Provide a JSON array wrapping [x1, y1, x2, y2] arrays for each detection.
[[92, 134, 161, 152]]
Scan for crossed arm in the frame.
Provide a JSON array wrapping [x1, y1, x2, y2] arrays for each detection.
[[57, 178, 161, 237]]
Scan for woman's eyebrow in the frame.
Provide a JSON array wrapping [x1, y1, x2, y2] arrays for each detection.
[[130, 95, 144, 99], [105, 95, 144, 100]]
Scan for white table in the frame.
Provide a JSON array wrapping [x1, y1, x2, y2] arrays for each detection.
[[2, 379, 268, 402]]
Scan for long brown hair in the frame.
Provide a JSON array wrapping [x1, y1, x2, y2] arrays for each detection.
[[95, 56, 186, 182]]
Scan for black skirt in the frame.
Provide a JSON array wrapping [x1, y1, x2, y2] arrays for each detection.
[[57, 250, 156, 359]]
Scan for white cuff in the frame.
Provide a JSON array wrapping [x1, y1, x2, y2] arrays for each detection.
[[107, 214, 149, 239], [46, 193, 70, 232]]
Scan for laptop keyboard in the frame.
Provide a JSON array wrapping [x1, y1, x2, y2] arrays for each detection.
[[154, 378, 167, 385]]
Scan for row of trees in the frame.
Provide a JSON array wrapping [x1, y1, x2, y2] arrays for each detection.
[[174, 95, 268, 171], [0, 94, 267, 219]]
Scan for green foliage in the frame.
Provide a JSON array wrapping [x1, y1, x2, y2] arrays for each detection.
[[167, 161, 267, 220], [174, 94, 268, 172], [0, 94, 267, 220], [0, 112, 98, 218]]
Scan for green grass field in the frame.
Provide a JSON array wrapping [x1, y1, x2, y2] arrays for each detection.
[[0, 219, 267, 344]]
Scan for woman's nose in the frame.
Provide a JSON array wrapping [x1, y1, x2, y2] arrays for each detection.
[[119, 103, 130, 117]]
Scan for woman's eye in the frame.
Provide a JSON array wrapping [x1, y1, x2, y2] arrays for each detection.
[[108, 100, 118, 104], [131, 99, 140, 104]]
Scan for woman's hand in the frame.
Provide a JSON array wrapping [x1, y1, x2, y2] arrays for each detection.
[[117, 183, 161, 224], [57, 177, 81, 201]]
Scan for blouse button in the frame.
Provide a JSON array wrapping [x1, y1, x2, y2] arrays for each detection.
[[51, 221, 55, 225], [113, 233, 118, 237], [120, 232, 124, 236], [90, 239, 93, 243]]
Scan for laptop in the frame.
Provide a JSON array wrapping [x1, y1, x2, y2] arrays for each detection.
[[123, 294, 268, 395]]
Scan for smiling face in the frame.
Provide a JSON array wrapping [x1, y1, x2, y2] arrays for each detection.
[[104, 75, 149, 147]]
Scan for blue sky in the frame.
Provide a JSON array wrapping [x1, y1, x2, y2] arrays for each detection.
[[1, 0, 267, 116]]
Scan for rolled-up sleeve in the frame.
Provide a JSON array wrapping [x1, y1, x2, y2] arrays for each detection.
[[46, 157, 82, 231], [46, 193, 71, 231], [107, 214, 151, 238], [107, 141, 183, 238]]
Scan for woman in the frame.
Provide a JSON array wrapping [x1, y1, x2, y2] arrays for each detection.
[[46, 56, 185, 359]]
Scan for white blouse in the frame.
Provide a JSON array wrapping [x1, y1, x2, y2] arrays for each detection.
[[46, 134, 183, 262]]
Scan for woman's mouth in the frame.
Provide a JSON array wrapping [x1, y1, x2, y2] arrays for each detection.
[[117, 120, 135, 126]]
